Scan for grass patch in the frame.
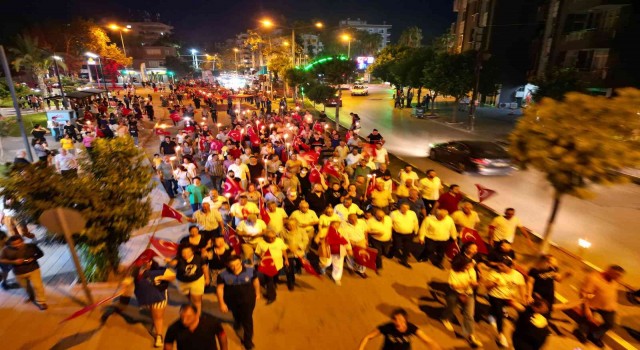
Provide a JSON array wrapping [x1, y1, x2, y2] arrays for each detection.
[[6, 112, 48, 137], [0, 98, 14, 108]]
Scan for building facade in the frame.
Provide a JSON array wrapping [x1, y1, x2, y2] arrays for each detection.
[[122, 21, 173, 45], [532, 0, 639, 96], [339, 18, 391, 51], [452, 0, 541, 106], [299, 33, 324, 57]]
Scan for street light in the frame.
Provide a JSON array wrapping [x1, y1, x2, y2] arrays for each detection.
[[341, 34, 352, 58], [190, 49, 199, 70], [107, 24, 131, 57], [233, 48, 239, 73], [85, 52, 109, 96], [260, 19, 324, 66], [51, 55, 68, 108]]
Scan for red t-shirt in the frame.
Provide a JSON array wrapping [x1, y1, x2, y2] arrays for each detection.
[[437, 192, 463, 214]]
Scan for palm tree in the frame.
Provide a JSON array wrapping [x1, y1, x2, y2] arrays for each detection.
[[9, 34, 53, 96], [398, 27, 423, 48]]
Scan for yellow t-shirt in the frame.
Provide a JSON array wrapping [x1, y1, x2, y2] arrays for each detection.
[[60, 138, 74, 150]]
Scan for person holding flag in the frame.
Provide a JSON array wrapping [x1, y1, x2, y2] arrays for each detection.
[[317, 219, 352, 286], [255, 230, 289, 305], [341, 213, 369, 279], [236, 214, 268, 265], [281, 219, 310, 290]]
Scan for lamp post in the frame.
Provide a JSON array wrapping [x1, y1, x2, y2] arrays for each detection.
[[261, 19, 323, 67], [190, 49, 199, 70], [233, 48, 239, 74], [107, 24, 131, 84], [0, 45, 33, 161], [52, 55, 68, 109], [85, 52, 109, 96], [341, 34, 352, 58]]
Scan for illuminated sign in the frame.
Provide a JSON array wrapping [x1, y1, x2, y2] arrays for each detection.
[[356, 56, 374, 70]]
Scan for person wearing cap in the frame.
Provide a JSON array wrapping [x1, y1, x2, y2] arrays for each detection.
[[236, 214, 268, 265], [254, 230, 288, 304], [289, 200, 319, 242]]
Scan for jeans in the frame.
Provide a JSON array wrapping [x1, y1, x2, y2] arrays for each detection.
[[285, 257, 301, 289], [578, 308, 616, 341], [161, 179, 176, 198], [210, 175, 223, 192], [263, 271, 281, 301], [16, 268, 46, 304], [423, 198, 437, 214], [488, 296, 509, 333], [369, 237, 392, 269], [442, 290, 476, 337], [392, 232, 414, 264]]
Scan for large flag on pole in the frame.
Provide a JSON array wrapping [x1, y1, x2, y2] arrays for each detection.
[[475, 183, 497, 203], [223, 178, 242, 198], [132, 249, 158, 266], [161, 203, 184, 223], [298, 257, 321, 278], [259, 198, 270, 224]]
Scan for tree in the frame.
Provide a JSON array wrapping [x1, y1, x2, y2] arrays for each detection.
[[244, 30, 264, 69], [423, 51, 474, 121], [509, 88, 640, 253], [285, 68, 312, 100], [0, 137, 153, 281], [312, 57, 356, 130], [9, 34, 53, 96], [165, 55, 193, 78], [532, 68, 585, 102], [369, 45, 412, 87], [398, 27, 423, 48], [85, 27, 132, 67], [305, 83, 336, 111], [431, 33, 456, 54]]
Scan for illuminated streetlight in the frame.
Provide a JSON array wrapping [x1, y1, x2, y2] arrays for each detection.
[[261, 19, 274, 28], [341, 34, 352, 58]]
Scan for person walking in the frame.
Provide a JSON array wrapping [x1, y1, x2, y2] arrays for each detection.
[[255, 230, 288, 304], [185, 177, 209, 213], [166, 245, 207, 316], [217, 255, 260, 350], [358, 308, 441, 350], [418, 169, 443, 214], [389, 203, 419, 269], [574, 265, 625, 348], [366, 209, 393, 273], [157, 156, 177, 199], [0, 235, 47, 310], [512, 299, 551, 350], [488, 208, 532, 247], [164, 303, 228, 350], [418, 209, 457, 269]]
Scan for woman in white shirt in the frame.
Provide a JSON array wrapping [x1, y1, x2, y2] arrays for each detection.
[[441, 255, 482, 348], [174, 165, 191, 193], [182, 157, 198, 179]]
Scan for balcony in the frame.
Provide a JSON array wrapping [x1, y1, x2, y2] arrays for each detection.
[[559, 29, 616, 50]]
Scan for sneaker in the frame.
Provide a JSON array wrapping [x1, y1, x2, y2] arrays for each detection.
[[488, 315, 497, 331], [441, 319, 454, 332], [334, 280, 342, 286], [356, 271, 368, 279], [468, 335, 483, 348], [399, 260, 412, 269], [38, 303, 48, 311], [154, 334, 163, 348], [497, 333, 508, 348]]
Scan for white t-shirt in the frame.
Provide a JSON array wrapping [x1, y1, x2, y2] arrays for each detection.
[[374, 147, 388, 164], [334, 203, 363, 221], [487, 269, 525, 300], [341, 219, 368, 243], [266, 207, 288, 234], [228, 163, 250, 180], [419, 215, 457, 241], [230, 202, 259, 225], [345, 153, 362, 166], [55, 153, 77, 171], [236, 219, 267, 244], [490, 215, 522, 243], [399, 170, 419, 186], [255, 238, 288, 271], [451, 210, 480, 230], [419, 177, 442, 200], [366, 216, 393, 242], [202, 195, 228, 211]]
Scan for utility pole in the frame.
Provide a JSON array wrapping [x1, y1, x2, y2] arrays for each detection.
[[0, 45, 33, 162]]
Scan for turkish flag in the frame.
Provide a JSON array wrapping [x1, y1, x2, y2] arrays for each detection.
[[161, 203, 183, 223], [247, 126, 261, 146], [293, 137, 310, 152], [366, 175, 377, 197], [460, 227, 489, 254], [321, 161, 340, 179], [362, 143, 377, 157], [280, 148, 288, 163], [132, 249, 158, 266], [224, 226, 243, 255], [210, 140, 223, 153], [299, 151, 319, 166], [170, 112, 181, 123], [299, 257, 321, 278], [223, 178, 242, 198], [475, 183, 497, 203], [260, 199, 270, 224], [309, 168, 323, 184], [150, 237, 179, 257], [353, 245, 378, 272], [258, 249, 279, 277], [313, 121, 324, 133], [445, 241, 461, 260], [227, 129, 242, 142], [121, 107, 132, 116], [326, 226, 348, 246], [154, 128, 171, 136], [345, 131, 352, 142]]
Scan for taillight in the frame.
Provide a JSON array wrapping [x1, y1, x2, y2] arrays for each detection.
[[471, 158, 490, 165]]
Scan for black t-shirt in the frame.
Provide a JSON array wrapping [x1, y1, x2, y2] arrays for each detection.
[[373, 168, 392, 179], [368, 133, 383, 144], [512, 307, 550, 349], [378, 322, 419, 350], [209, 247, 232, 270], [175, 255, 204, 282], [247, 163, 263, 181], [327, 188, 345, 208], [306, 191, 328, 214], [160, 141, 177, 155], [488, 249, 516, 266], [528, 267, 558, 301], [165, 313, 224, 350], [179, 235, 210, 254]]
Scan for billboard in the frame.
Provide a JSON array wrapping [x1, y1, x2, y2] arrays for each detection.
[[356, 56, 375, 70]]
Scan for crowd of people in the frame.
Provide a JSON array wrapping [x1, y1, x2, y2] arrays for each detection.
[[0, 80, 627, 350]]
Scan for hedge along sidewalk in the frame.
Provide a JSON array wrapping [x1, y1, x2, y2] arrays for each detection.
[[303, 100, 640, 350]]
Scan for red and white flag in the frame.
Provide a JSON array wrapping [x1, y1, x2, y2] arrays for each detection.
[[258, 249, 279, 277], [366, 175, 377, 197], [352, 246, 378, 272], [259, 199, 270, 224], [223, 178, 242, 198], [475, 184, 497, 203], [227, 129, 242, 142], [132, 249, 158, 266], [150, 237, 179, 257], [299, 151, 319, 166], [445, 241, 461, 260], [309, 167, 323, 184], [224, 225, 242, 255], [460, 227, 489, 255], [321, 161, 340, 179], [161, 203, 184, 223], [60, 293, 123, 324], [247, 126, 261, 146], [298, 257, 321, 278]]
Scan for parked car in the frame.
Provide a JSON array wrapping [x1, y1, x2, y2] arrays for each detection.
[[325, 94, 343, 107], [350, 84, 369, 96], [428, 140, 514, 175]]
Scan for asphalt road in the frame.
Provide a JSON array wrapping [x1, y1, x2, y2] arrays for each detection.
[[324, 84, 640, 285]]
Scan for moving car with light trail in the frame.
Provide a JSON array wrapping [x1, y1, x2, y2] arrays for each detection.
[[428, 140, 514, 175]]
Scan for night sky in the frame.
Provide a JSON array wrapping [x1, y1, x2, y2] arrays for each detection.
[[3, 0, 455, 46]]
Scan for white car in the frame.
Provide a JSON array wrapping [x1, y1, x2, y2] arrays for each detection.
[[350, 85, 368, 96]]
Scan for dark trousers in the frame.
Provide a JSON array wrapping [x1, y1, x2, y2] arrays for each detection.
[[229, 298, 256, 347], [423, 199, 437, 214], [488, 296, 509, 332], [421, 238, 449, 266], [369, 237, 392, 269], [392, 232, 414, 264], [285, 258, 300, 289], [161, 179, 176, 198], [263, 272, 281, 301], [578, 308, 615, 341], [61, 169, 78, 178], [210, 175, 223, 192]]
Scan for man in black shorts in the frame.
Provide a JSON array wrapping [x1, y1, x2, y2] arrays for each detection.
[[164, 303, 228, 350]]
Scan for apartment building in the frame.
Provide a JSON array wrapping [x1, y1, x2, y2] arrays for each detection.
[[339, 18, 391, 51]]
